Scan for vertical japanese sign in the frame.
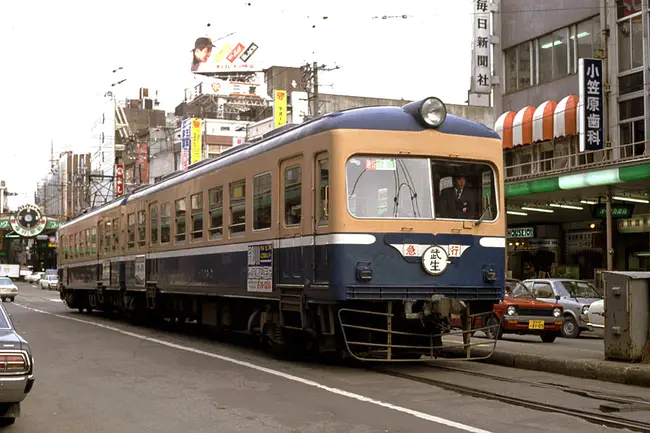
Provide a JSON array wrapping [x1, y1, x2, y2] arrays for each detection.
[[579, 58, 603, 152], [471, 0, 491, 94], [181, 118, 191, 170], [274, 90, 287, 128], [115, 164, 124, 196], [190, 118, 203, 164], [247, 243, 273, 292]]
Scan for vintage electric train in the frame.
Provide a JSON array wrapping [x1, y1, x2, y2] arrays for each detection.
[[57, 97, 506, 361]]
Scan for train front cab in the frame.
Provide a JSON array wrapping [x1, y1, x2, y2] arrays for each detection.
[[327, 98, 506, 362]]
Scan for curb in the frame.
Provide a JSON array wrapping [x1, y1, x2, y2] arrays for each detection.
[[468, 348, 650, 387]]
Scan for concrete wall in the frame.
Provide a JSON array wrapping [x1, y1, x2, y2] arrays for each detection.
[[502, 74, 579, 112], [501, 0, 599, 49]]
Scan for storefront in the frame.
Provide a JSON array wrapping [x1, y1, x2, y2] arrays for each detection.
[[506, 226, 561, 280], [617, 213, 650, 271]]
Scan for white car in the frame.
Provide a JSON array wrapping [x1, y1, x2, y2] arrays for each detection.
[[25, 273, 43, 284], [40, 275, 59, 291], [587, 299, 604, 337], [0, 277, 18, 302]]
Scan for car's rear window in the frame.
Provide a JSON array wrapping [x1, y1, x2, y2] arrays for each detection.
[[0, 310, 10, 329], [0, 278, 13, 286]]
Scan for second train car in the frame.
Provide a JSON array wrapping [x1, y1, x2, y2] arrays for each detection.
[[58, 97, 506, 361]]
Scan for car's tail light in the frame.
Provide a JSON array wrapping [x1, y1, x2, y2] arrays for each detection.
[[0, 353, 28, 374]]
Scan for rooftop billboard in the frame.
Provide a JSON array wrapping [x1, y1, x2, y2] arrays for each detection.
[[191, 34, 262, 74]]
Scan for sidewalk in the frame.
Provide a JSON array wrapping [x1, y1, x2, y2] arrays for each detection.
[[446, 334, 650, 387]]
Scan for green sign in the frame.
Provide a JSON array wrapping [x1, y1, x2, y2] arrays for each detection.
[[591, 204, 634, 219], [0, 220, 9, 229], [507, 227, 535, 238]]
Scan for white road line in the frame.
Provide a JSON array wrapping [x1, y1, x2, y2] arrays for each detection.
[[14, 302, 491, 433], [49, 299, 63, 302]]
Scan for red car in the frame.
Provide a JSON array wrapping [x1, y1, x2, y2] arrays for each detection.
[[484, 281, 563, 343]]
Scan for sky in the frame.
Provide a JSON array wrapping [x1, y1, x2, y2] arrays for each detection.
[[0, 0, 474, 211]]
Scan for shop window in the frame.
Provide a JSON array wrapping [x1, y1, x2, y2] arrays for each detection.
[[191, 193, 203, 241], [160, 203, 171, 244], [208, 186, 223, 240], [229, 180, 246, 236], [175, 198, 186, 243], [253, 173, 272, 231]]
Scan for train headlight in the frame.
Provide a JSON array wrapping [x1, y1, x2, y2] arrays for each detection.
[[420, 97, 447, 127], [506, 305, 517, 316], [553, 308, 562, 317]]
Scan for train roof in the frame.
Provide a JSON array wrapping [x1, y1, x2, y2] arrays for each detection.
[[60, 101, 499, 229]]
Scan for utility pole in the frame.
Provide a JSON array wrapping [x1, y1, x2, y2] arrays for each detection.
[[301, 62, 341, 117], [312, 61, 319, 117]]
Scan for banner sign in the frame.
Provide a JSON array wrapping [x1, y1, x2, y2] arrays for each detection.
[[190, 118, 203, 165], [115, 164, 124, 196], [470, 0, 491, 94], [273, 90, 287, 128], [579, 58, 604, 152], [181, 118, 191, 170]]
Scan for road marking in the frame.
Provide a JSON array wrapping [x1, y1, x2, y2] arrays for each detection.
[[49, 299, 63, 302], [13, 302, 491, 433]]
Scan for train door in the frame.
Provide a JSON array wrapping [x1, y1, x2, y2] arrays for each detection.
[[312, 153, 330, 286], [279, 156, 305, 288]]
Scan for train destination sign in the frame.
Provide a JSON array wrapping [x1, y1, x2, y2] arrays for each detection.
[[9, 204, 47, 237]]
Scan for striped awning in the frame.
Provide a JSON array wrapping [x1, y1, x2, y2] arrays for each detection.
[[533, 100, 557, 142], [513, 106, 535, 147], [554, 95, 579, 138], [495, 111, 516, 149], [495, 94, 580, 149]]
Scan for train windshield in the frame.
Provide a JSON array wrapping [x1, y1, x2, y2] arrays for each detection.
[[346, 156, 498, 221]]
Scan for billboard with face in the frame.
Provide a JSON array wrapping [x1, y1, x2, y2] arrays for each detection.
[[191, 34, 262, 74]]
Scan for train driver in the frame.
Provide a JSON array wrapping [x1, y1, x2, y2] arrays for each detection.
[[437, 174, 479, 219]]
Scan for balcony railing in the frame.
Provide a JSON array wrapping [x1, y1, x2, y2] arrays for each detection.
[[505, 140, 650, 182]]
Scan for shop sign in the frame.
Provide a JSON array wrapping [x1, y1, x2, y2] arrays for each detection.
[[618, 214, 650, 233], [591, 203, 634, 219], [528, 239, 558, 249], [579, 58, 603, 152], [9, 204, 47, 237], [507, 227, 535, 239], [470, 0, 492, 95]]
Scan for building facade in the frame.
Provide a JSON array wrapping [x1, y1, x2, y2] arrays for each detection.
[[492, 0, 650, 281]]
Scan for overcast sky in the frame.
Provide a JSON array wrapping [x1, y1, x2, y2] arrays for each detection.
[[0, 0, 473, 210]]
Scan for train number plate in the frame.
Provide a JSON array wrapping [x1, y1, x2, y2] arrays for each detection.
[[528, 320, 545, 330]]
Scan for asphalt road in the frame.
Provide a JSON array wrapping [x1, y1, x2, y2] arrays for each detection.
[[1, 281, 647, 433]]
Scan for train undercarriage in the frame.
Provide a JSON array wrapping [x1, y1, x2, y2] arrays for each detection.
[[60, 287, 500, 362]]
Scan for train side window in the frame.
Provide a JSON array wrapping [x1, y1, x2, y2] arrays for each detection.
[[175, 198, 187, 243], [191, 193, 203, 241], [104, 221, 111, 253], [253, 172, 272, 231], [150, 206, 158, 245], [284, 165, 302, 226], [83, 229, 88, 256], [137, 210, 146, 248], [91, 227, 97, 255], [208, 187, 223, 240], [127, 213, 136, 250], [160, 203, 171, 244], [66, 235, 71, 259], [112, 218, 119, 251], [317, 158, 329, 225], [229, 180, 246, 236]]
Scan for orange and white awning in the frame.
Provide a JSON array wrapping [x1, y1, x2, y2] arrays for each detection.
[[495, 111, 516, 149], [533, 100, 557, 142], [495, 94, 580, 150], [513, 106, 535, 147], [554, 95, 579, 138]]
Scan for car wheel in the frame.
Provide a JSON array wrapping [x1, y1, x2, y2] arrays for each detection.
[[1, 298, 5, 302], [561, 316, 580, 338], [540, 333, 557, 343], [484, 315, 502, 340], [0, 417, 15, 426]]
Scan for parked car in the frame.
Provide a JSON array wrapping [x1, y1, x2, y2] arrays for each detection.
[[483, 281, 563, 343], [587, 299, 605, 337], [0, 302, 35, 426], [0, 278, 17, 302], [521, 278, 603, 338], [40, 274, 59, 291]]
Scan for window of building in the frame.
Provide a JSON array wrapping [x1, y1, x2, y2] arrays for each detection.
[[619, 96, 644, 120], [138, 210, 146, 247], [576, 17, 600, 62], [552, 29, 568, 79], [253, 173, 272, 230], [517, 42, 532, 88], [191, 193, 203, 240], [229, 180, 246, 236], [284, 165, 302, 226], [504, 48, 517, 92], [150, 206, 158, 245], [318, 158, 329, 225], [538, 33, 554, 83], [127, 213, 135, 249], [175, 198, 186, 243], [160, 203, 171, 243], [209, 186, 223, 240], [619, 71, 644, 95]]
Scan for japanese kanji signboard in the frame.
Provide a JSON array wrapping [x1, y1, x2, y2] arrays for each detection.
[[579, 58, 604, 152], [471, 0, 491, 95]]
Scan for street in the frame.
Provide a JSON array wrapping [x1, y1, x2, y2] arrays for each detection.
[[3, 281, 649, 433]]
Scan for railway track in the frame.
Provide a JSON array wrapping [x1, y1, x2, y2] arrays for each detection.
[[375, 367, 650, 432]]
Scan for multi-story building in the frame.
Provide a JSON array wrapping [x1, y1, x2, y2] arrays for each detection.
[[491, 0, 650, 281], [35, 152, 91, 221]]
